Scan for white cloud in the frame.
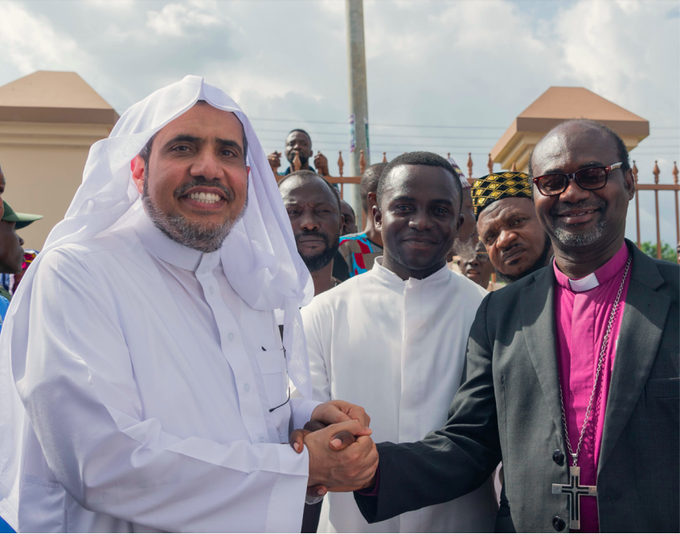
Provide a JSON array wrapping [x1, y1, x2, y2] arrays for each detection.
[[0, 1, 86, 75], [146, 0, 224, 37]]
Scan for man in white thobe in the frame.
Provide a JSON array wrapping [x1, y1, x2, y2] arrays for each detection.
[[300, 152, 499, 532], [0, 76, 376, 533]]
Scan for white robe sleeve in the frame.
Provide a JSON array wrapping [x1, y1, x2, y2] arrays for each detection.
[[13, 249, 309, 532]]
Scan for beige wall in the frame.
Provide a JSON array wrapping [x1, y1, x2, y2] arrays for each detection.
[[0, 121, 113, 250]]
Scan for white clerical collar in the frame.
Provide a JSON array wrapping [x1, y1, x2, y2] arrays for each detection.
[[135, 208, 214, 272], [372, 256, 451, 285], [568, 272, 600, 292]]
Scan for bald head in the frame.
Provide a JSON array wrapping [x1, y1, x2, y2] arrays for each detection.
[[529, 119, 630, 178]]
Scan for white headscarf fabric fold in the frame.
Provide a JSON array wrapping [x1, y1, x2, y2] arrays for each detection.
[[2, 75, 314, 396]]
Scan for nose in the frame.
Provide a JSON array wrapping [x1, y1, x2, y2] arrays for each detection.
[[190, 150, 222, 180], [558, 175, 591, 203], [408, 210, 434, 231], [496, 228, 517, 250], [299, 210, 320, 231]]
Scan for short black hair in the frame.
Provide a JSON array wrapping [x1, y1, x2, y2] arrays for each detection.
[[138, 100, 249, 166], [278, 169, 341, 213], [377, 151, 463, 210], [360, 162, 387, 213], [528, 119, 630, 177], [287, 129, 312, 143]]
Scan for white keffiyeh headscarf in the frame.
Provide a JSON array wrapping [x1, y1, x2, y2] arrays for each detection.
[[0, 77, 314, 526]]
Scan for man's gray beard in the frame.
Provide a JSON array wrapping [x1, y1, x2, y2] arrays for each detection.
[[549, 201, 607, 248], [452, 236, 477, 261], [143, 177, 245, 253]]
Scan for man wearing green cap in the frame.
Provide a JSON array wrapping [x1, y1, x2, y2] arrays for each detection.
[[0, 200, 42, 302]]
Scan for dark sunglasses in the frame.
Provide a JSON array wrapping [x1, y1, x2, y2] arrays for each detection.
[[532, 162, 622, 197]]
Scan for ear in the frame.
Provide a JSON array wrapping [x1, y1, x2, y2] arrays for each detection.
[[373, 204, 382, 230], [624, 168, 635, 201], [131, 155, 146, 195], [367, 191, 377, 210]]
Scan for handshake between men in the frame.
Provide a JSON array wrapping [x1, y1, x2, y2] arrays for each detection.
[[293, 400, 378, 495]]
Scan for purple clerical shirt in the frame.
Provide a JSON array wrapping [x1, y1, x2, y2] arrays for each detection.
[[553, 243, 631, 532]]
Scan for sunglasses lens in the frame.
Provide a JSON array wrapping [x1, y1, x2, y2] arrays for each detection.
[[538, 174, 567, 195], [577, 167, 607, 189]]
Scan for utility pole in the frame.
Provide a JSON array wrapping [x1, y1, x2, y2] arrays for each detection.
[[346, 0, 370, 228]]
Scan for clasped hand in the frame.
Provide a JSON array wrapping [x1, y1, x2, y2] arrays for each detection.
[[289, 400, 378, 493]]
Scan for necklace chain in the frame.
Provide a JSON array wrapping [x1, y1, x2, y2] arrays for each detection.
[[558, 254, 632, 467]]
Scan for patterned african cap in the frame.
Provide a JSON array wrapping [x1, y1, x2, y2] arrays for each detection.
[[447, 157, 471, 190], [472, 171, 532, 218]]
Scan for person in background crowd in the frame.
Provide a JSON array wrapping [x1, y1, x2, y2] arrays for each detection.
[[0, 202, 41, 302], [268, 129, 329, 176], [457, 241, 498, 291], [297, 152, 498, 533], [340, 199, 358, 235], [338, 163, 386, 277], [352, 119, 679, 533], [279, 170, 344, 297], [472, 171, 552, 283], [0, 249, 38, 297], [446, 157, 477, 271]]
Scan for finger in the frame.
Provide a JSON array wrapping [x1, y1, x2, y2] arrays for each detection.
[[329, 430, 357, 451], [304, 420, 327, 432], [324, 419, 372, 438], [289, 428, 311, 453], [346, 407, 370, 428], [307, 484, 328, 497]]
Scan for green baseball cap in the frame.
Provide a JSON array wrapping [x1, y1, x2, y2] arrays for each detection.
[[2, 201, 43, 229]]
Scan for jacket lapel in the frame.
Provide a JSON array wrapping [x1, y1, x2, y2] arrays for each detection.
[[598, 242, 670, 473], [520, 267, 564, 437]]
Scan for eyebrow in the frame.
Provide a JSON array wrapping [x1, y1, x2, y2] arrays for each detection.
[[163, 135, 243, 154], [541, 161, 605, 175]]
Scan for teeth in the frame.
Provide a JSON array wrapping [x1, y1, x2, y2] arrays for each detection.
[[189, 192, 221, 204]]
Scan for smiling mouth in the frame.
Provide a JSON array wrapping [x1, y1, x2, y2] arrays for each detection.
[[187, 192, 222, 204]]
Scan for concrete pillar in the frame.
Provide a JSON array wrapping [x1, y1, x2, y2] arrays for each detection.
[[346, 0, 370, 228]]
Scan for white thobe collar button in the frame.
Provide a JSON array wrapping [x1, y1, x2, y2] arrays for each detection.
[[227, 333, 235, 341], [244, 383, 250, 392]]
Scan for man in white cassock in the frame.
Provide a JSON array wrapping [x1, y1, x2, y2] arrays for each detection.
[[299, 152, 499, 533], [0, 76, 377, 533]]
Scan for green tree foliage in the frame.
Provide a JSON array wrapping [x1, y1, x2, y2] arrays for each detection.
[[639, 241, 678, 263]]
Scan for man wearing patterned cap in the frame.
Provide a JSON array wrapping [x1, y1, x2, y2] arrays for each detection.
[[472, 171, 552, 283], [0, 77, 378, 533]]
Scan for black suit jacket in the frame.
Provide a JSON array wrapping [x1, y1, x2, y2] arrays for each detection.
[[355, 241, 679, 532]]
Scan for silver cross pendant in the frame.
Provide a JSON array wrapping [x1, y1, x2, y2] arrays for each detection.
[[552, 466, 598, 530]]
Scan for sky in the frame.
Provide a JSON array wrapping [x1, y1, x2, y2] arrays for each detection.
[[0, 0, 678, 246]]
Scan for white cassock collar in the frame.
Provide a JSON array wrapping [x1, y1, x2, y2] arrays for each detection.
[[371, 256, 451, 286]]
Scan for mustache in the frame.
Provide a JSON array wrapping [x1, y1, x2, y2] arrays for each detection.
[[174, 178, 234, 202], [294, 229, 330, 243], [550, 198, 606, 216]]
